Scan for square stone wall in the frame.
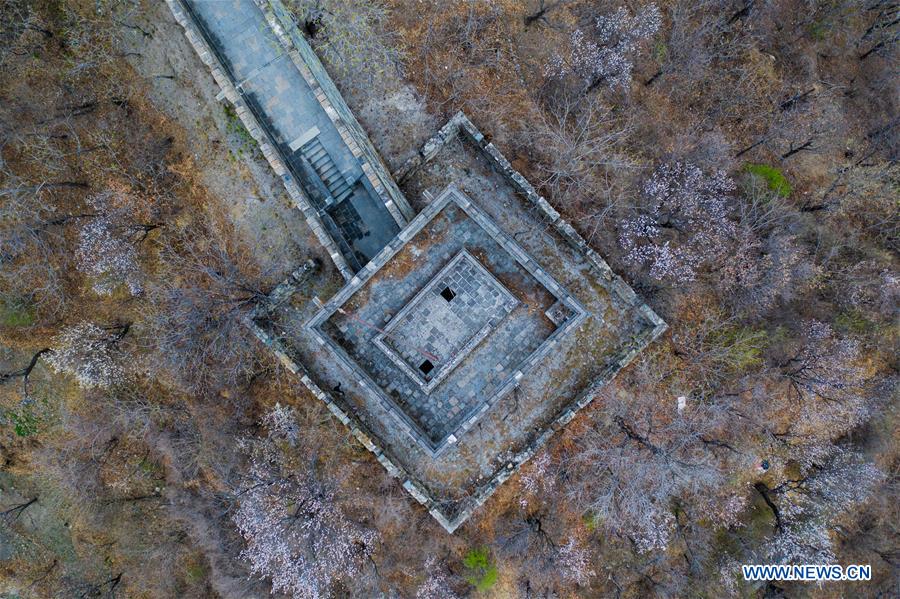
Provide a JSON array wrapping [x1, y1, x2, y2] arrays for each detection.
[[250, 113, 667, 533], [308, 188, 588, 455]]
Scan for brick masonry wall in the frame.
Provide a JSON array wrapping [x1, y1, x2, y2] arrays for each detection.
[[251, 113, 666, 533], [260, 0, 415, 225]]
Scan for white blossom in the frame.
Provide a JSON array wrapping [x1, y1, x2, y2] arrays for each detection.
[[619, 162, 737, 282], [547, 4, 661, 91], [261, 402, 300, 446], [765, 447, 882, 564], [44, 322, 126, 388], [632, 507, 675, 553], [785, 321, 871, 439], [76, 214, 142, 296], [711, 493, 749, 530], [717, 557, 743, 596], [558, 538, 595, 585], [518, 452, 553, 509], [415, 557, 460, 599]]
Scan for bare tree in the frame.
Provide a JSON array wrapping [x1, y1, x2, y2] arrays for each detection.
[[286, 0, 404, 85], [535, 97, 635, 235], [0, 168, 91, 316], [828, 161, 899, 252], [0, 348, 50, 397], [655, 0, 728, 87], [231, 406, 378, 598], [523, 0, 569, 28], [145, 224, 270, 393], [0, 0, 52, 70], [566, 351, 730, 554], [857, 0, 900, 61], [671, 307, 768, 392]]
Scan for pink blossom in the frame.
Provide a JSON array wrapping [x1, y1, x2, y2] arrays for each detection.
[[620, 162, 737, 281], [547, 4, 662, 91], [233, 408, 377, 598]]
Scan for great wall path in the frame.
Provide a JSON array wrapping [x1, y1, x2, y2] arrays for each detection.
[[166, 0, 415, 279]]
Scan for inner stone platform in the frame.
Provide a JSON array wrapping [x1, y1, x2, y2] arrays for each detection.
[[308, 187, 589, 455], [374, 249, 518, 393]]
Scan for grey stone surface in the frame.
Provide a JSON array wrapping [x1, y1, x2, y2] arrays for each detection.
[[307, 188, 588, 456], [374, 249, 518, 393], [166, 0, 353, 278]]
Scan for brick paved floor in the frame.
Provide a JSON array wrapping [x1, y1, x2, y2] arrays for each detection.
[[377, 250, 517, 392]]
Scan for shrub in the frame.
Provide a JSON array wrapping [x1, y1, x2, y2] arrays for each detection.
[[462, 547, 498, 592], [9, 407, 40, 436], [744, 163, 792, 197], [706, 325, 769, 372], [834, 310, 875, 335], [223, 103, 259, 156], [182, 557, 207, 583], [0, 296, 35, 327], [3, 391, 55, 437]]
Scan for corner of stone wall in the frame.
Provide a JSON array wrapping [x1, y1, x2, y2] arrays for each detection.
[[246, 266, 459, 529]]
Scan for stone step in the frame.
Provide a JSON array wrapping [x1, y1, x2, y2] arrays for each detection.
[[329, 177, 351, 195], [308, 154, 333, 171], [327, 183, 349, 201], [306, 146, 328, 162], [297, 135, 353, 204], [332, 184, 353, 204], [319, 163, 339, 179], [300, 135, 324, 151], [288, 126, 320, 152], [312, 157, 332, 171]]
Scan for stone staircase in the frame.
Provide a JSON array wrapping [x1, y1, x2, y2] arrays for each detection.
[[300, 137, 353, 206]]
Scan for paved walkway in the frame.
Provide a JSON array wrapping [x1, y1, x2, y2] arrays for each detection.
[[185, 0, 401, 268]]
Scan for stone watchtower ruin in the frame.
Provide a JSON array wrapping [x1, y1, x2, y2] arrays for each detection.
[[168, 0, 666, 533]]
